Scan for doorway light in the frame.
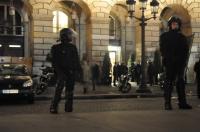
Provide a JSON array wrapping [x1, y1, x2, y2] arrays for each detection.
[[108, 45, 121, 51]]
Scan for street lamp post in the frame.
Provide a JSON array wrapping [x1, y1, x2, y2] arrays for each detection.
[[124, 16, 130, 63], [71, 2, 81, 57], [126, 0, 159, 93]]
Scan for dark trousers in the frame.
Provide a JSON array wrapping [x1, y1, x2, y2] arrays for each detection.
[[135, 74, 140, 85], [113, 75, 117, 86], [92, 78, 98, 91], [51, 78, 75, 111], [148, 74, 154, 86], [197, 79, 200, 98], [164, 65, 188, 106]]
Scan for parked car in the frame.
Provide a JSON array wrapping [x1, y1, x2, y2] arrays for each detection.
[[0, 64, 34, 104]]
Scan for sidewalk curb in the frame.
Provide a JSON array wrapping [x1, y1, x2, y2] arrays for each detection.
[[35, 93, 164, 101], [35, 83, 197, 101]]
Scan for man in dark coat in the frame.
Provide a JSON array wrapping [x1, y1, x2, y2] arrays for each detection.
[[113, 62, 118, 86], [147, 61, 154, 86], [160, 16, 192, 110], [134, 63, 141, 85], [50, 28, 81, 114], [194, 58, 200, 99], [91, 63, 100, 91]]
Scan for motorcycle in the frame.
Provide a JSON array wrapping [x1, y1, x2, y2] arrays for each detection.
[[118, 74, 132, 93], [158, 72, 165, 90], [35, 66, 56, 95]]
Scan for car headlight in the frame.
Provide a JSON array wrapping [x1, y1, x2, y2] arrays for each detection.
[[23, 79, 33, 87]]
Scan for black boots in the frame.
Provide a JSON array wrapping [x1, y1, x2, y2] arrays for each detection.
[[65, 91, 73, 112], [50, 100, 58, 114], [65, 101, 73, 112], [165, 103, 192, 110], [179, 103, 192, 109], [65, 107, 73, 112], [50, 103, 58, 114], [50, 107, 58, 114], [165, 103, 172, 110], [176, 79, 192, 110], [164, 81, 173, 110]]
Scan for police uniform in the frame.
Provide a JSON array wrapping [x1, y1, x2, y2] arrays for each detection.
[[159, 16, 192, 110], [50, 28, 81, 113]]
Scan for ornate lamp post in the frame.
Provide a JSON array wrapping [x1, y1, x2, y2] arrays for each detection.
[[9, 0, 15, 16], [126, 0, 159, 93], [71, 2, 81, 57]]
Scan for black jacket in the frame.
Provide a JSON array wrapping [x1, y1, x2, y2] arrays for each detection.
[[51, 42, 81, 77], [160, 30, 189, 68]]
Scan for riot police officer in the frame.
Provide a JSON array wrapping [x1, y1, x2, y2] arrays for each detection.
[[160, 16, 192, 110], [50, 28, 81, 114]]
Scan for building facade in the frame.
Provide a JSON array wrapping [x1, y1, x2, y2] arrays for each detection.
[[0, 0, 200, 82]]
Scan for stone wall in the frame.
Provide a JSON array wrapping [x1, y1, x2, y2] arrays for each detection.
[[27, 0, 200, 81], [30, 0, 57, 74]]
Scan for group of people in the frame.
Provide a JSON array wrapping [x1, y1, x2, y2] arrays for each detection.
[[113, 60, 159, 87], [49, 15, 196, 114], [112, 62, 128, 86], [113, 62, 143, 86], [130, 63, 142, 85], [147, 61, 161, 86]]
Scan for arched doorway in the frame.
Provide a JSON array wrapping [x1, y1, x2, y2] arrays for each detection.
[[55, 0, 91, 61], [109, 3, 135, 65], [108, 14, 121, 66]]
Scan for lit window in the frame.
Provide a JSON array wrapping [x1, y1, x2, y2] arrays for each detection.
[[53, 11, 68, 33]]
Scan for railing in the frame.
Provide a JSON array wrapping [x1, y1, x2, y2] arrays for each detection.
[[0, 25, 24, 36]]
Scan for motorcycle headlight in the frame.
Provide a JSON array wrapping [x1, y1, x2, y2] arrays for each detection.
[[157, 74, 160, 79], [120, 75, 125, 79], [23, 79, 33, 87]]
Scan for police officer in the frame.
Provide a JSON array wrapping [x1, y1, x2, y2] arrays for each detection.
[[160, 16, 192, 110], [50, 28, 81, 114]]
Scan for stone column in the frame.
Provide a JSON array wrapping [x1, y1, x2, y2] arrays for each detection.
[[90, 0, 111, 64], [31, 1, 55, 74]]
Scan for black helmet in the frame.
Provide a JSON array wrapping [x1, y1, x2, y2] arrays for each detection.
[[168, 16, 182, 30], [59, 28, 77, 42]]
